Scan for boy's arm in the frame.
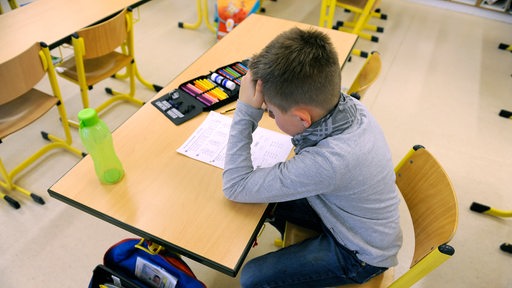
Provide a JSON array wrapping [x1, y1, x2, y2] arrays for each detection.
[[222, 72, 265, 200]]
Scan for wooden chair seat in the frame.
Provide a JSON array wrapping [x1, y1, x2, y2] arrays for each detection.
[[0, 89, 57, 139], [58, 51, 133, 86]]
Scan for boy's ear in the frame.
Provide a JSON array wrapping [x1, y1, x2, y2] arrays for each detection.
[[291, 107, 312, 128]]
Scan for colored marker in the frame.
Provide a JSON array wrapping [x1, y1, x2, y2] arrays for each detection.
[[210, 72, 236, 90]]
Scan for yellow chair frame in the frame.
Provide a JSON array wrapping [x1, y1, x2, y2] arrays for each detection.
[[0, 42, 84, 209], [57, 8, 161, 127], [334, 0, 385, 36], [470, 202, 512, 254], [0, 0, 19, 14], [319, 0, 381, 58], [277, 145, 459, 288], [347, 51, 382, 100]]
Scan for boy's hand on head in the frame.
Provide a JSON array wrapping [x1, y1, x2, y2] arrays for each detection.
[[239, 71, 264, 109]]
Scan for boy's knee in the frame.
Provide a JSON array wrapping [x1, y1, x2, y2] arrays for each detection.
[[240, 259, 262, 288]]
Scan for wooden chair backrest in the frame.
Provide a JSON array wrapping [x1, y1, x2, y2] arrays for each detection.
[[347, 51, 382, 99], [395, 147, 458, 268], [0, 43, 44, 105], [77, 9, 128, 59]]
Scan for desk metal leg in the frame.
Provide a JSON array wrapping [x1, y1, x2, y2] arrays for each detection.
[[178, 0, 216, 33]]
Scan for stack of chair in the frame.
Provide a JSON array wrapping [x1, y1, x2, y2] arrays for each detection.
[[319, 0, 387, 58]]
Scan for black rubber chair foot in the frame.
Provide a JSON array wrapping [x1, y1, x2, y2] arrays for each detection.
[[470, 202, 489, 213], [498, 43, 509, 50], [500, 243, 512, 254], [178, 22, 184, 28], [31, 194, 45, 205], [153, 84, 163, 92], [41, 131, 50, 141], [499, 109, 512, 118], [105, 87, 113, 95], [4, 195, 21, 209]]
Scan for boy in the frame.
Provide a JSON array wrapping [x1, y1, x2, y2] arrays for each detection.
[[222, 27, 402, 287]]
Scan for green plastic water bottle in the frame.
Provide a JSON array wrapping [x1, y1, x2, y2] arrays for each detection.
[[78, 108, 124, 184]]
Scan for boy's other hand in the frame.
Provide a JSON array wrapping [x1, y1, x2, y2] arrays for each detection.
[[239, 71, 264, 109]]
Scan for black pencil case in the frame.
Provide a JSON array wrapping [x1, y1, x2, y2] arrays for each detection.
[[152, 59, 249, 125]]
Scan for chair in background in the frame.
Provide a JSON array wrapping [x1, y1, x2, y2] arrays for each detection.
[[56, 8, 162, 127], [0, 42, 84, 209], [333, 0, 387, 37], [319, 0, 383, 58], [346, 51, 382, 100], [178, 0, 217, 32], [276, 145, 459, 288], [470, 202, 512, 254]]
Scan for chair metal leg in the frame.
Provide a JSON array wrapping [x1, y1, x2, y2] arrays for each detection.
[[0, 161, 21, 209], [178, 0, 216, 33], [470, 202, 512, 254], [112, 45, 163, 92], [0, 123, 84, 207]]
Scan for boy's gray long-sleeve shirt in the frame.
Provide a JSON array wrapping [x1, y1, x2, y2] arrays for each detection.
[[222, 95, 402, 268]]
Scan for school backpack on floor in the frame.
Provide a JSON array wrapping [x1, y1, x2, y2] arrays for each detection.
[[89, 238, 206, 288]]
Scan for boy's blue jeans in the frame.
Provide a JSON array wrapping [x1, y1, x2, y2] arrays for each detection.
[[240, 199, 387, 288]]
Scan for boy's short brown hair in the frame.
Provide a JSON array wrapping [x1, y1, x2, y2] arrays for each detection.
[[249, 27, 341, 113]]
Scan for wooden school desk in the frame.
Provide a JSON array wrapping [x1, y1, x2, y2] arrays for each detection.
[[0, 0, 149, 63], [49, 14, 358, 276]]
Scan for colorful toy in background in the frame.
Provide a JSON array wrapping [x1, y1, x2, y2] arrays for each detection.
[[216, 0, 260, 39]]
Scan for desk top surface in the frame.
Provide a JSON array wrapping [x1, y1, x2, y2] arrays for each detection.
[[49, 14, 358, 276], [0, 0, 146, 63]]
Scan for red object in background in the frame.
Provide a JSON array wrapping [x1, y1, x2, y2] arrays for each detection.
[[217, 0, 260, 40]]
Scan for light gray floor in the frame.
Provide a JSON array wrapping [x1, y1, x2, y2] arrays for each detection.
[[1, 0, 511, 287]]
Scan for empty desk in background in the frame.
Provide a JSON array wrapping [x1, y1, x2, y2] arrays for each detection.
[[48, 14, 358, 276], [0, 0, 150, 63]]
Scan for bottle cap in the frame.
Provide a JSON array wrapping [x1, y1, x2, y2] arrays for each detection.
[[78, 108, 100, 128]]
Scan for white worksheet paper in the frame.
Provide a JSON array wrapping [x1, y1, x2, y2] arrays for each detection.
[[177, 111, 293, 169]]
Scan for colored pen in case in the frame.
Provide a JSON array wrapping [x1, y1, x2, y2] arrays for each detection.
[[236, 62, 248, 72], [183, 84, 213, 105], [217, 69, 236, 81], [210, 88, 228, 100], [231, 64, 246, 75], [225, 67, 241, 78]]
